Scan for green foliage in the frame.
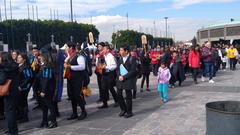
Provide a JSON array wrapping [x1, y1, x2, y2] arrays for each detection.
[[112, 30, 154, 49], [0, 19, 99, 50]]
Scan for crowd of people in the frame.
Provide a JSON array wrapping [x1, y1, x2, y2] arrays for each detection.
[[0, 41, 239, 135]]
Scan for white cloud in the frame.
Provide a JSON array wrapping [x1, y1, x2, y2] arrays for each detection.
[[173, 0, 236, 9], [0, 0, 229, 43], [0, 0, 127, 20], [78, 15, 220, 42]]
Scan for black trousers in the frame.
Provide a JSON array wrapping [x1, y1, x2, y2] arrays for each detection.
[[0, 97, 4, 115], [141, 73, 150, 89], [117, 89, 132, 114], [17, 90, 29, 120], [152, 64, 159, 76], [32, 78, 41, 104], [222, 62, 226, 70], [192, 68, 199, 82], [67, 78, 86, 115], [4, 87, 18, 134], [40, 96, 56, 124], [101, 72, 118, 104], [96, 73, 103, 100]]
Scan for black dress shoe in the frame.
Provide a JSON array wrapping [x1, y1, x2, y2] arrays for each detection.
[[98, 104, 108, 109], [124, 113, 133, 118], [78, 112, 87, 120], [48, 121, 58, 129], [39, 122, 48, 128], [67, 114, 78, 120], [119, 111, 126, 117]]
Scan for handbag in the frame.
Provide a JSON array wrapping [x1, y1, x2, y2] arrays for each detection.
[[0, 80, 12, 96]]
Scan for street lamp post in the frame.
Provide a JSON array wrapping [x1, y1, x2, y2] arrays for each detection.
[[164, 17, 168, 38], [70, 0, 73, 22]]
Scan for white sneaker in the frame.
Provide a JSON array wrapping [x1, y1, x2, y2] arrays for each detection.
[[201, 76, 205, 82], [209, 80, 215, 83]]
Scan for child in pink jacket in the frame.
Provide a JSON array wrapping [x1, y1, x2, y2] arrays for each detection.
[[157, 62, 171, 103]]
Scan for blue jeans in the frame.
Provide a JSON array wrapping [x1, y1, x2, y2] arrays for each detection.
[[204, 62, 214, 80], [157, 83, 168, 101]]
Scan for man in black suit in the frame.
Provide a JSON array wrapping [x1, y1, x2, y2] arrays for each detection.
[[116, 46, 137, 118]]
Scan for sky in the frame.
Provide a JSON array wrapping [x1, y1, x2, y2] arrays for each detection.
[[0, 0, 240, 42]]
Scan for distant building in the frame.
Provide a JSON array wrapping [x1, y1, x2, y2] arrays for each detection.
[[197, 21, 240, 46]]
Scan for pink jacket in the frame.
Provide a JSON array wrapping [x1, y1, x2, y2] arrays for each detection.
[[157, 67, 171, 84]]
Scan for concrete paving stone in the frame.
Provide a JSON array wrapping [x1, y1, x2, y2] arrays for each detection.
[[72, 127, 105, 135], [101, 129, 125, 135], [1, 68, 240, 135]]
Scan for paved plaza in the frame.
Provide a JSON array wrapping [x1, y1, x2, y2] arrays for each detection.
[[1, 68, 240, 135]]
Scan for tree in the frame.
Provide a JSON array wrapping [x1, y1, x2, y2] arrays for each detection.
[[112, 30, 154, 49], [0, 20, 100, 50]]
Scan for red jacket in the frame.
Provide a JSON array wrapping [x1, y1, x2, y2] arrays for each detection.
[[150, 50, 160, 65], [188, 50, 200, 68], [181, 54, 187, 65]]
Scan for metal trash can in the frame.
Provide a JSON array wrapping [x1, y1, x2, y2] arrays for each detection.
[[206, 101, 240, 135]]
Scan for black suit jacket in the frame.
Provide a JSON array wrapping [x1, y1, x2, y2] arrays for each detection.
[[116, 55, 137, 90]]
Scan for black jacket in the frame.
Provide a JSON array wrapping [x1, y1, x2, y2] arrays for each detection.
[[39, 65, 55, 98], [140, 54, 151, 75], [18, 64, 33, 91], [0, 62, 19, 95], [116, 56, 137, 90]]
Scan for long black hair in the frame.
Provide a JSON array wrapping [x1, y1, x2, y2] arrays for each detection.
[[1, 52, 14, 64], [40, 53, 53, 68], [18, 53, 30, 66]]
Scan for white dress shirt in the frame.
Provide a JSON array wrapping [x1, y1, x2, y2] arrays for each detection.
[[104, 53, 117, 71], [70, 55, 86, 71], [122, 54, 129, 64]]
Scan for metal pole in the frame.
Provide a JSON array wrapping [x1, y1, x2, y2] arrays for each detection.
[[32, 5, 34, 20], [10, 0, 14, 49], [50, 8, 52, 20], [54, 10, 56, 20], [153, 21, 156, 37], [57, 9, 59, 20], [0, 6, 2, 22], [36, 6, 38, 20], [27, 4, 30, 19], [10, 0, 12, 20], [126, 13, 129, 30], [164, 17, 168, 38], [70, 0, 73, 22], [4, 0, 7, 20]]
